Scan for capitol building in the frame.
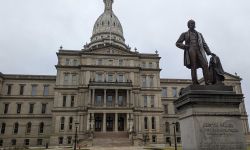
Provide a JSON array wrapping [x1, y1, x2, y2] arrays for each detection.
[[0, 0, 249, 148]]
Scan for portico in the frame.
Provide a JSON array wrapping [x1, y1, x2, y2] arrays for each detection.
[[89, 112, 133, 132]]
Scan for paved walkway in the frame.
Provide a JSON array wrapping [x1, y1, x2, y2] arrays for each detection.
[[45, 146, 148, 150]]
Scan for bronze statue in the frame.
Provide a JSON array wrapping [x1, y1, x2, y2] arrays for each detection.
[[209, 53, 225, 84], [176, 20, 212, 85]]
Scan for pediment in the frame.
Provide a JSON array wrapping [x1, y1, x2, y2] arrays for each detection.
[[224, 72, 241, 81]]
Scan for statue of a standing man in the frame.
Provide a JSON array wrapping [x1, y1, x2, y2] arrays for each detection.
[[176, 20, 212, 85]]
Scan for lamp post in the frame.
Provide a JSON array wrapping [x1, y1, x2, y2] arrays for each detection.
[[74, 122, 79, 150], [172, 122, 177, 150]]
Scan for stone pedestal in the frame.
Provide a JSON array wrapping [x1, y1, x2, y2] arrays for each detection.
[[174, 85, 247, 150]]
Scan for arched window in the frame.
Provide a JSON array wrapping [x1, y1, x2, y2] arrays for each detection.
[[39, 122, 44, 133], [152, 117, 156, 129], [26, 122, 32, 134], [144, 117, 148, 129], [69, 117, 73, 130], [1, 123, 6, 134], [165, 122, 170, 133], [13, 123, 19, 134], [60, 117, 65, 131], [176, 122, 180, 133]]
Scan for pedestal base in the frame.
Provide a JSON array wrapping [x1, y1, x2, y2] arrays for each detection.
[[175, 85, 247, 150]]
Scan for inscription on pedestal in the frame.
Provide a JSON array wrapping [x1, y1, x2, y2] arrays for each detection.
[[200, 120, 244, 150]]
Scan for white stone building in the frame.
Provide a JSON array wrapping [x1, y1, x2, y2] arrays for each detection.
[[0, 0, 249, 148]]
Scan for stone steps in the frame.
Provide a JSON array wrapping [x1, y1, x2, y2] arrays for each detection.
[[93, 132, 131, 147]]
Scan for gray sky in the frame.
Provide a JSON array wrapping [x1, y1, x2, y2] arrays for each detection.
[[0, 0, 250, 120]]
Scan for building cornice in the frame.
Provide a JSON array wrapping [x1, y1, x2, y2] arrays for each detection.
[[2, 74, 56, 81]]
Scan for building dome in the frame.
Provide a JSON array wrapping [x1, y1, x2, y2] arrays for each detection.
[[88, 0, 128, 49]]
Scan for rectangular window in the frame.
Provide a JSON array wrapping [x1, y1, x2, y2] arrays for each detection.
[[42, 104, 47, 114], [29, 104, 34, 114], [108, 74, 113, 82], [97, 59, 102, 65], [4, 103, 9, 114], [107, 96, 113, 107], [37, 139, 43, 145], [119, 59, 123, 66], [63, 96, 67, 107], [65, 58, 70, 65], [1, 123, 6, 134], [43, 85, 49, 96], [11, 139, 16, 146], [177, 137, 181, 143], [144, 117, 148, 129], [96, 74, 102, 82], [149, 62, 153, 68], [142, 76, 146, 87], [25, 139, 30, 146], [165, 122, 170, 133], [150, 96, 154, 108], [60, 117, 65, 131], [108, 59, 113, 65], [118, 75, 123, 82], [152, 135, 157, 143], [164, 105, 168, 114], [59, 137, 63, 144], [64, 73, 69, 84], [142, 62, 146, 68], [118, 96, 123, 106], [67, 137, 72, 144], [31, 85, 37, 96], [7, 84, 12, 95], [152, 117, 156, 129], [70, 96, 75, 107], [162, 87, 167, 97], [73, 59, 77, 66], [144, 96, 147, 108], [172, 87, 177, 98], [19, 85, 25, 95], [149, 76, 154, 87], [0, 139, 3, 146], [72, 74, 77, 85], [69, 118, 73, 131], [95, 96, 102, 106], [17, 104, 22, 114]]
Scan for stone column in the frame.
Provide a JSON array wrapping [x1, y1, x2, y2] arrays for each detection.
[[126, 90, 129, 107], [91, 113, 94, 131], [115, 89, 118, 107], [103, 113, 106, 132], [88, 89, 91, 106], [130, 90, 133, 107], [87, 113, 90, 131], [104, 89, 107, 107], [115, 113, 118, 132], [127, 113, 130, 130], [80, 114, 83, 132], [92, 89, 95, 106]]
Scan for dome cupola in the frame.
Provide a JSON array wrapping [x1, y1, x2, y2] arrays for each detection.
[[88, 0, 128, 49]]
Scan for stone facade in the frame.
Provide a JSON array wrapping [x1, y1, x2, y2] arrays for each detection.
[[0, 0, 249, 148]]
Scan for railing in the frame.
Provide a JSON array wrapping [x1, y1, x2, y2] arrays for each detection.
[[89, 80, 132, 87]]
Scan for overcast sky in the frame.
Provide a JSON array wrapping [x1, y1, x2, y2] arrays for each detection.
[[0, 0, 250, 121]]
